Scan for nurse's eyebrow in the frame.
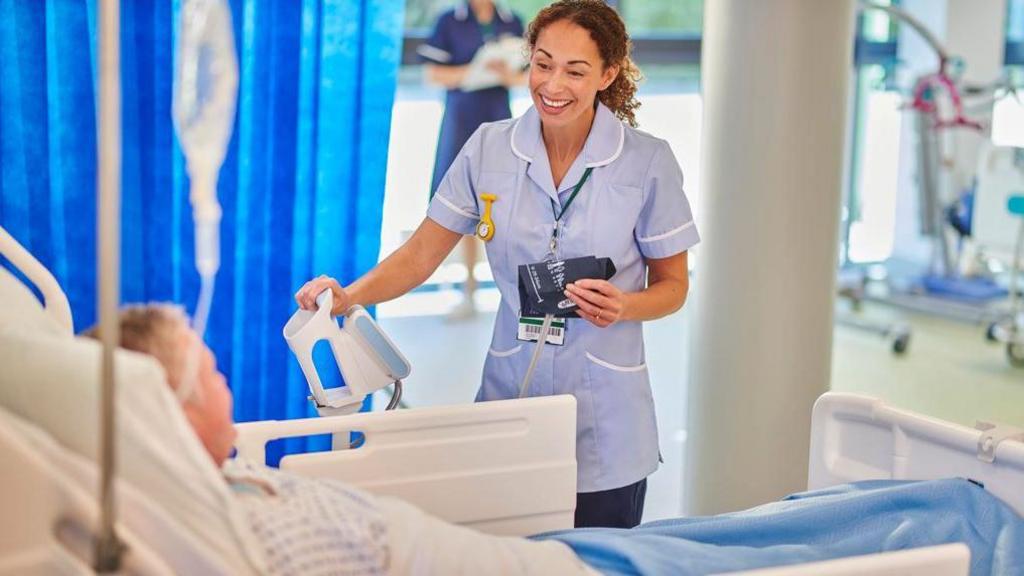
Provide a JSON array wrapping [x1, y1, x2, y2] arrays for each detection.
[[536, 48, 593, 67]]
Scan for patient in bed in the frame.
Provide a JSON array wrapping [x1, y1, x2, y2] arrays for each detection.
[[87, 304, 1024, 576], [86, 304, 594, 576]]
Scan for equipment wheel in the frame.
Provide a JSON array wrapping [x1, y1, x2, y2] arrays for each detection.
[[986, 322, 1000, 343], [1008, 342, 1024, 368], [892, 333, 911, 355]]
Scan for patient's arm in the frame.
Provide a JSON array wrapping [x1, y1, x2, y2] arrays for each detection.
[[225, 458, 594, 576], [378, 496, 597, 576]]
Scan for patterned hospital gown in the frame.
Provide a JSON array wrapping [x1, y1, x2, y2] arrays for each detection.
[[223, 459, 389, 576]]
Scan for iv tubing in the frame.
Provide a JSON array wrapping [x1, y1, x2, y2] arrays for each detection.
[[178, 273, 216, 403]]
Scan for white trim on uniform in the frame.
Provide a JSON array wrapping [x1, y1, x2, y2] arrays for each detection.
[[585, 352, 647, 373], [436, 194, 477, 219], [637, 220, 695, 244], [585, 122, 625, 168], [416, 43, 452, 63], [455, 2, 468, 21], [510, 105, 626, 167], [488, 345, 523, 358], [510, 117, 533, 163]]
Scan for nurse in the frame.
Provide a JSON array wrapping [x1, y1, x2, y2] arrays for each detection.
[[297, 0, 699, 529], [418, 0, 525, 318]]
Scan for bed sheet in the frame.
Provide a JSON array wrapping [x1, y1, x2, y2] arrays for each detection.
[[537, 479, 1024, 576]]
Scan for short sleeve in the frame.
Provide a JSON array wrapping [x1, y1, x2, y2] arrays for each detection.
[[426, 129, 483, 235], [417, 14, 453, 64], [634, 142, 700, 258]]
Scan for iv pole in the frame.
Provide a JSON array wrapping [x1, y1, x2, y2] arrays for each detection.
[[95, 0, 126, 570]]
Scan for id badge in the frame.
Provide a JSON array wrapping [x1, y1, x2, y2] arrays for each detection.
[[517, 316, 566, 346]]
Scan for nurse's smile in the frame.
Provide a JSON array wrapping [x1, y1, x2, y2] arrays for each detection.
[[529, 19, 617, 130]]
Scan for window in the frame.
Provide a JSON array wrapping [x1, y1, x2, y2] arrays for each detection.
[[994, 0, 1024, 149], [621, 0, 702, 35], [1007, 0, 1024, 68], [401, 0, 702, 69], [621, 0, 703, 83], [842, 1, 902, 265]]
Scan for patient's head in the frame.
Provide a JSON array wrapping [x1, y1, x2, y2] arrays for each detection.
[[84, 305, 236, 466]]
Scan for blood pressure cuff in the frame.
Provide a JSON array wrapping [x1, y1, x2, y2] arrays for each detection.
[[518, 256, 616, 317]]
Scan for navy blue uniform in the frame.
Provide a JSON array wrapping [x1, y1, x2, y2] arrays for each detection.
[[417, 2, 524, 196]]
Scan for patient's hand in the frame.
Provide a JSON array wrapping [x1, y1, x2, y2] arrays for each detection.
[[295, 275, 350, 316]]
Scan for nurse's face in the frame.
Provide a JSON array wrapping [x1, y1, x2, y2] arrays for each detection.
[[529, 19, 619, 129]]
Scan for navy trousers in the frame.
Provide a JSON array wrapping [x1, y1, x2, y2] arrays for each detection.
[[574, 478, 647, 529]]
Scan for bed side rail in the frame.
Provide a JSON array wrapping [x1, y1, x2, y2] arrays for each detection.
[[808, 392, 1024, 516], [234, 395, 577, 536]]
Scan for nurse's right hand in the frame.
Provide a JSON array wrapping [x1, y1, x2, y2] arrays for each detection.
[[295, 275, 350, 317]]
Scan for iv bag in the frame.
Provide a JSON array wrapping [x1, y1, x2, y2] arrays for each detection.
[[173, 0, 238, 278]]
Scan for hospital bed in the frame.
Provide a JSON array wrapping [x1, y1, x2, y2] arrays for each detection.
[[2, 231, 1024, 574]]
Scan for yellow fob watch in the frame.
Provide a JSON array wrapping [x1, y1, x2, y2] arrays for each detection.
[[476, 193, 498, 242]]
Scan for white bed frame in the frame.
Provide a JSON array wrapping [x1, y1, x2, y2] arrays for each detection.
[[807, 392, 1024, 517], [235, 391, 1024, 576], [234, 395, 578, 537], [724, 392, 1024, 575]]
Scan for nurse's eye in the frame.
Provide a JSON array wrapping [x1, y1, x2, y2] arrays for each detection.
[[536, 61, 551, 71], [569, 71, 584, 78]]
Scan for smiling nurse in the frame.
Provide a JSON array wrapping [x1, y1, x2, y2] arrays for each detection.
[[297, 0, 699, 528]]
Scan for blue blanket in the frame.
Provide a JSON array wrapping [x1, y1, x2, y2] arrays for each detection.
[[536, 479, 1024, 575]]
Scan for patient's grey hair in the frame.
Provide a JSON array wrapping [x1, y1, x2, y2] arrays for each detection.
[[83, 304, 190, 391]]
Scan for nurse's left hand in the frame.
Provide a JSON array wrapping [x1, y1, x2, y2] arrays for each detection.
[[565, 279, 626, 328]]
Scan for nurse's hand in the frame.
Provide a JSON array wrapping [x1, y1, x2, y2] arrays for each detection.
[[295, 275, 350, 316], [565, 279, 626, 328]]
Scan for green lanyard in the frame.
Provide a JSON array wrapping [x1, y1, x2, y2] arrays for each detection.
[[548, 167, 594, 255]]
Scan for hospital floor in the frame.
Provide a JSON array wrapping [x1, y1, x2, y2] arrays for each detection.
[[377, 291, 1024, 523]]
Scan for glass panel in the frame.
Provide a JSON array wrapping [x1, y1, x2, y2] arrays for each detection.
[[405, 0, 454, 30], [1008, 0, 1024, 42], [845, 64, 903, 264], [504, 0, 554, 22], [405, 1, 596, 30], [860, 0, 897, 42], [842, 1, 901, 264], [622, 0, 703, 35]]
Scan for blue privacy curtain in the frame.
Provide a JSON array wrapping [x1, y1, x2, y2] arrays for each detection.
[[0, 0, 404, 463]]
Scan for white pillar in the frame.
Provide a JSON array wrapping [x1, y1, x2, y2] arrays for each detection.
[[685, 0, 855, 515]]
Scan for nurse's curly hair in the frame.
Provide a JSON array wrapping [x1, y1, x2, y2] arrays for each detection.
[[526, 0, 642, 127]]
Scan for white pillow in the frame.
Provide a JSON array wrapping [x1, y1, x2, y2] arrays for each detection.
[[0, 328, 264, 573], [0, 266, 64, 337], [0, 404, 233, 574]]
